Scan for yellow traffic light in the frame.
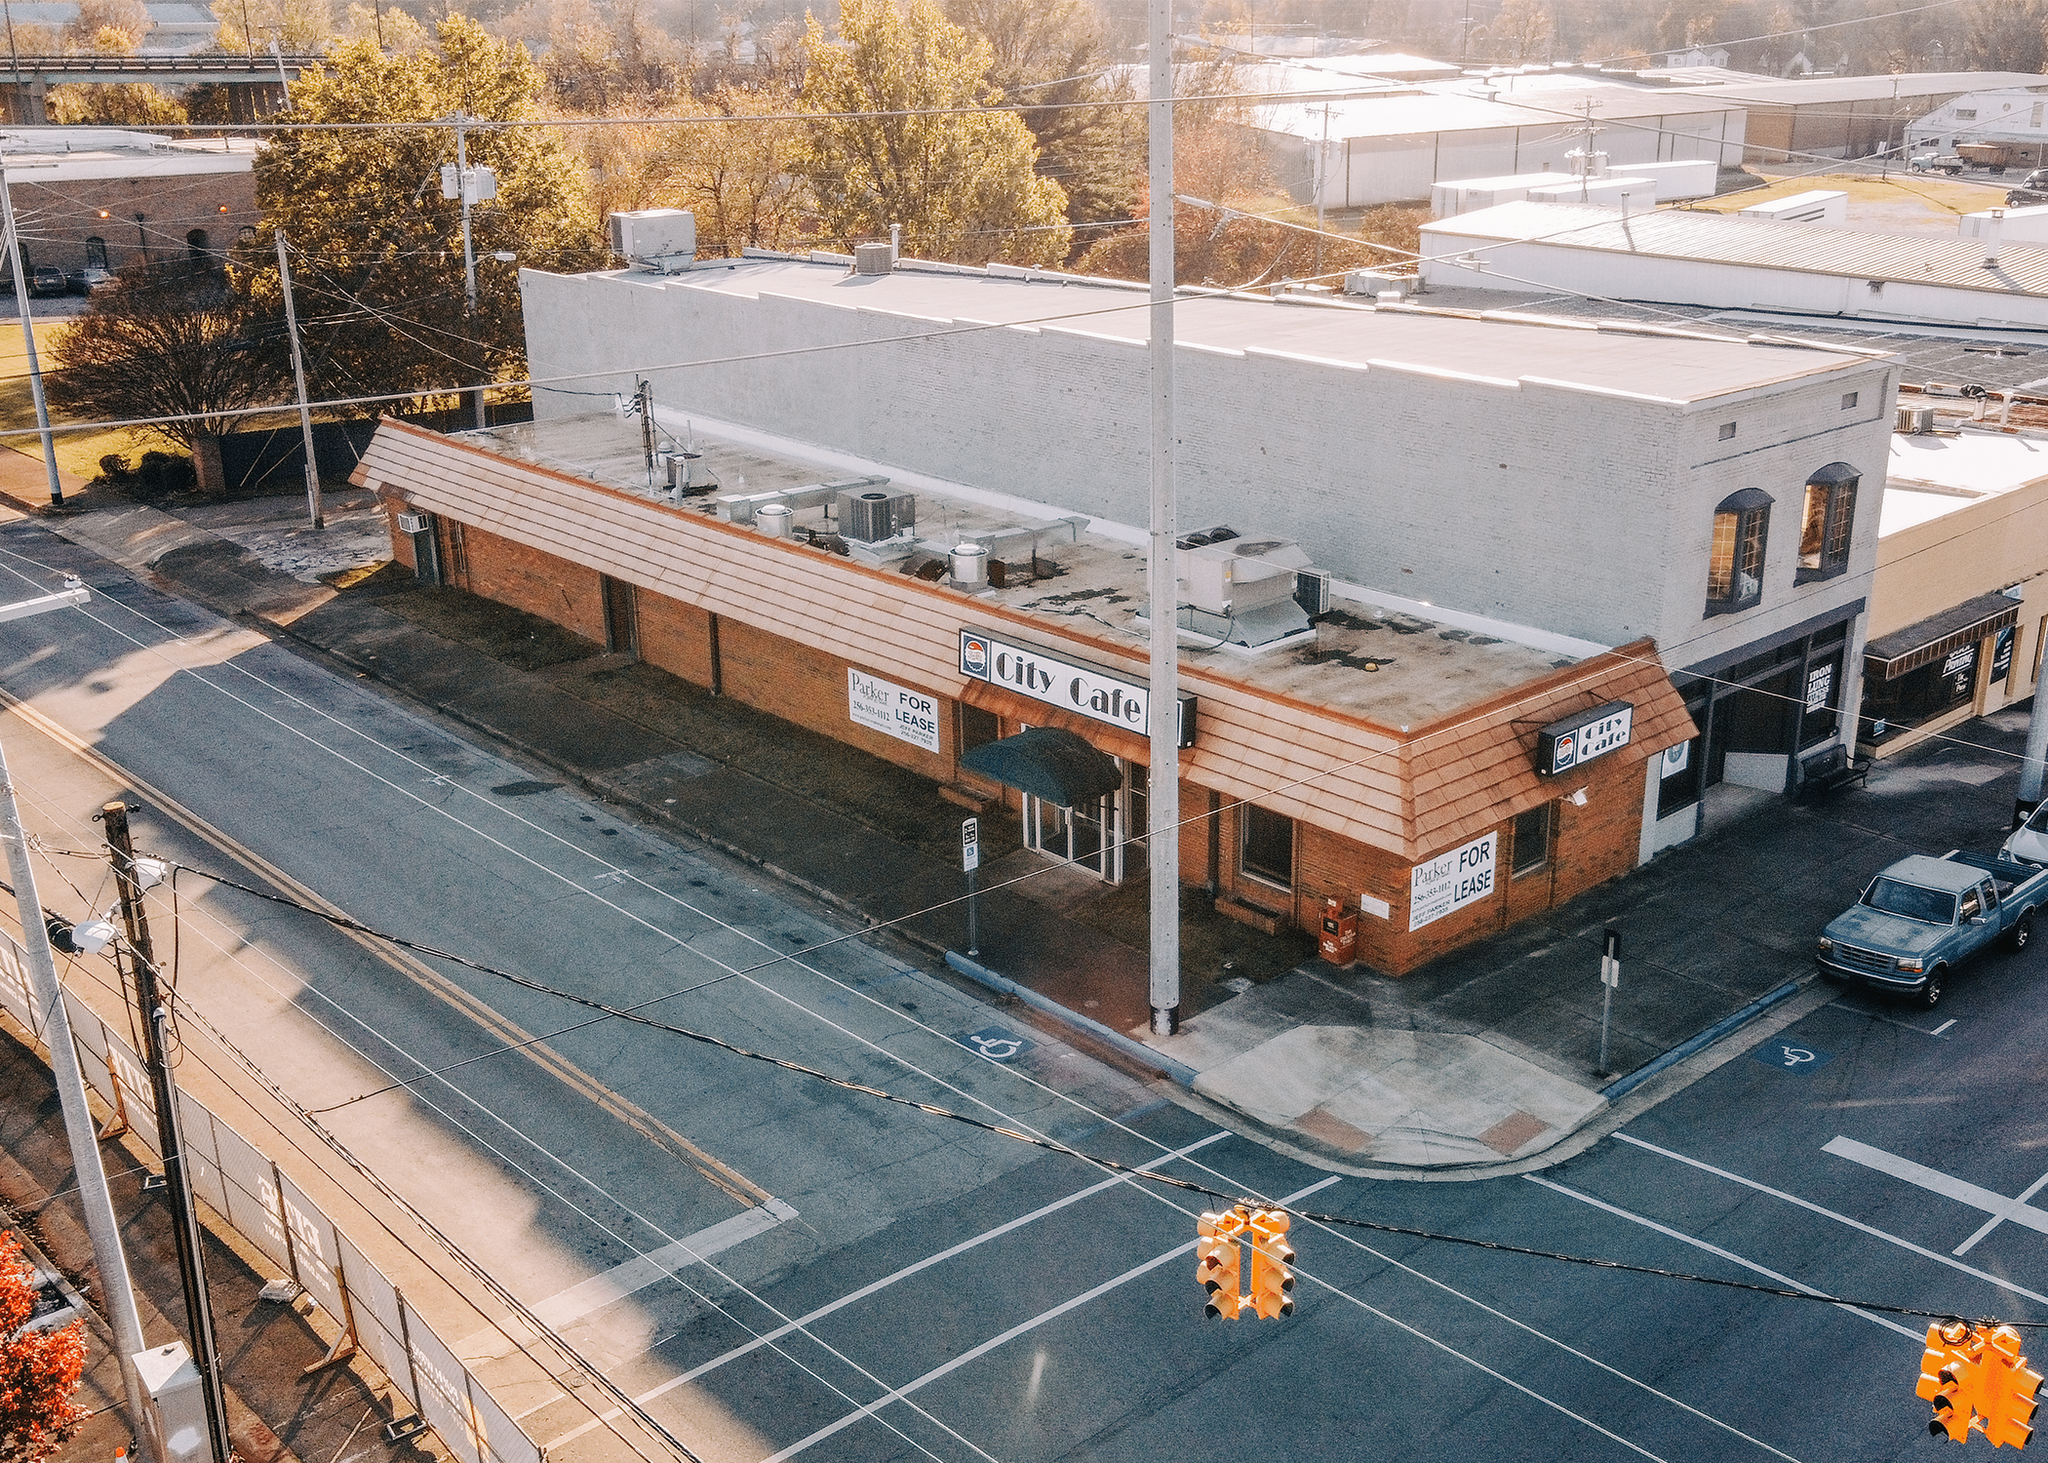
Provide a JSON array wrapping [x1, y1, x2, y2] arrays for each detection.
[[1247, 1208, 1295, 1319], [1979, 1326, 2042, 1450], [1196, 1209, 1245, 1320], [1920, 1321, 1983, 1443]]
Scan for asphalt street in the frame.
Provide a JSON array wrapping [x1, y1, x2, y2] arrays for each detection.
[[1, 503, 2043, 1463]]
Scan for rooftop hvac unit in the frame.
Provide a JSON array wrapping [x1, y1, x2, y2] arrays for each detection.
[[1293, 567, 1331, 618], [1896, 404, 1937, 434], [1176, 534, 1312, 617], [854, 242, 894, 275], [608, 208, 696, 268], [838, 485, 916, 542]]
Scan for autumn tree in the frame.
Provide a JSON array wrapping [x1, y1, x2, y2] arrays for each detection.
[[1485, 0, 1554, 59], [247, 16, 605, 416], [499, 0, 685, 111], [942, 0, 1143, 245], [798, 0, 1070, 266], [651, 87, 809, 254], [49, 264, 294, 497], [0, 1235, 87, 1463], [1965, 0, 2048, 72]]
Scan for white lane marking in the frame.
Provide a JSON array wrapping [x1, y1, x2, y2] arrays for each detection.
[[1932, 1019, 1958, 1036], [458, 1200, 800, 1358], [1615, 1134, 2048, 1309], [1526, 1175, 1921, 1342], [1822, 1135, 2048, 1250], [1955, 1169, 2048, 1256], [541, 1131, 1234, 1451], [760, 1176, 1346, 1463]]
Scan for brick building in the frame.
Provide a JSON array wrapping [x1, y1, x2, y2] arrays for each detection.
[[0, 129, 256, 278], [356, 413, 1692, 975], [520, 250, 1894, 850]]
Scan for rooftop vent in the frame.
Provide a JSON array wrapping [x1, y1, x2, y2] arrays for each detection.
[[854, 242, 894, 276], [838, 484, 916, 542]]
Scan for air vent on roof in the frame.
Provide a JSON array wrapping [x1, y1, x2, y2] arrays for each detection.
[[838, 485, 916, 542]]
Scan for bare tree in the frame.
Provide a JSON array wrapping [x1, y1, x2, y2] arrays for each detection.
[[48, 266, 293, 498]]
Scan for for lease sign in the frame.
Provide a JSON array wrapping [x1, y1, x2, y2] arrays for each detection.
[[1409, 831, 1498, 932], [848, 668, 941, 752]]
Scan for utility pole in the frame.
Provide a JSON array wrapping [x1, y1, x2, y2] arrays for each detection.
[[1146, 0, 1180, 1037], [454, 117, 484, 430], [0, 153, 63, 506], [102, 801, 231, 1463], [0, 729, 154, 1459], [273, 231, 323, 529], [1314, 102, 1330, 278]]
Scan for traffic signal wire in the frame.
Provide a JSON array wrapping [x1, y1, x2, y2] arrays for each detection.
[[117, 851, 2048, 1337]]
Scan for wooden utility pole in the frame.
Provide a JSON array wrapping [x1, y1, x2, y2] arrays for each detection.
[[102, 801, 231, 1463]]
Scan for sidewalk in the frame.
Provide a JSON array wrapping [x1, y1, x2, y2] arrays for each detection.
[[10, 473, 2027, 1176]]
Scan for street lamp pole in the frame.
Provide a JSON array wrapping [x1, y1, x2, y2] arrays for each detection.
[[0, 152, 62, 506], [274, 230, 323, 529]]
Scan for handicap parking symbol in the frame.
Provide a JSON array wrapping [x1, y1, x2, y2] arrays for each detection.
[[959, 1026, 1035, 1063], [1751, 1041, 1834, 1073]]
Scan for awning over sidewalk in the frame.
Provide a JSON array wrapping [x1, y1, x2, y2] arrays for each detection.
[[958, 679, 1151, 763], [960, 728, 1125, 806], [1864, 592, 2020, 681]]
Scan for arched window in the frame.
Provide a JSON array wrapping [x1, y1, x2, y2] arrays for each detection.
[[186, 228, 209, 265], [83, 236, 107, 269], [1706, 488, 1772, 616], [1797, 462, 1859, 582]]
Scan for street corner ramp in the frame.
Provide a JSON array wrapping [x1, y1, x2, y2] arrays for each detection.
[[1192, 1025, 1605, 1166]]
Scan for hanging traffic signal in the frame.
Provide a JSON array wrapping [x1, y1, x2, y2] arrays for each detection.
[[1246, 1208, 1295, 1319], [1921, 1322, 1985, 1443], [1195, 1209, 1245, 1320], [1979, 1326, 2042, 1450]]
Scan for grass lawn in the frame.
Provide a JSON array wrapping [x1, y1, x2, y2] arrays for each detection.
[[0, 316, 151, 481]]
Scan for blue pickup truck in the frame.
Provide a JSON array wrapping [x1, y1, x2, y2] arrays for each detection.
[[1816, 851, 2048, 1007]]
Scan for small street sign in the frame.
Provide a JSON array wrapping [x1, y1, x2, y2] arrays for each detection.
[[962, 817, 980, 873]]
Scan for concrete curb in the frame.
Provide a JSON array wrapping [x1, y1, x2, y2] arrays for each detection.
[[1599, 975, 1808, 1102], [945, 951, 1200, 1086]]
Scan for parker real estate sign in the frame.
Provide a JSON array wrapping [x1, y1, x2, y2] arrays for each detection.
[[959, 628, 1196, 746], [1409, 831, 1497, 931], [847, 667, 941, 752]]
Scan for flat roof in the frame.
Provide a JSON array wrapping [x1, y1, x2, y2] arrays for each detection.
[[1884, 425, 2048, 534], [623, 253, 1879, 406], [1426, 199, 2048, 297], [469, 411, 1587, 729]]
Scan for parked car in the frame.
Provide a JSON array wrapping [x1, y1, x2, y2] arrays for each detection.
[[68, 266, 112, 295], [2010, 168, 2048, 206], [1816, 850, 2048, 1007], [2002, 805, 2048, 864], [27, 266, 65, 297]]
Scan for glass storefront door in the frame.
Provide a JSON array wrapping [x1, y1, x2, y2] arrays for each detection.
[[1022, 757, 1141, 883]]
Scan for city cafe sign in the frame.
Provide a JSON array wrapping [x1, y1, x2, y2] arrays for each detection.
[[1534, 699, 1635, 777], [960, 628, 1197, 746]]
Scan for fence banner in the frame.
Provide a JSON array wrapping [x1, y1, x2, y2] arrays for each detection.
[[274, 1170, 347, 1320], [175, 1089, 231, 1219], [403, 1309, 484, 1463], [336, 1230, 416, 1412]]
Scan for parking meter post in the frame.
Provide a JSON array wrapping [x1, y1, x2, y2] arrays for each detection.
[[1597, 927, 1620, 1077]]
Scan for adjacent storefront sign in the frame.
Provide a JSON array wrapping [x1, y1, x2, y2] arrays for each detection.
[[1535, 700, 1635, 776], [848, 667, 941, 752], [1409, 831, 1498, 932], [959, 627, 1196, 746], [1805, 662, 1834, 714], [1994, 624, 2016, 684]]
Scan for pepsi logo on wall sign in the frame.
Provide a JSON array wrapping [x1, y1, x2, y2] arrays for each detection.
[[961, 635, 989, 676]]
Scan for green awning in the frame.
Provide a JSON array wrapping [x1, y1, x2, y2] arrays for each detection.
[[960, 727, 1124, 806]]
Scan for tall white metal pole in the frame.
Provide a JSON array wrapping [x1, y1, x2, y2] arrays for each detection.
[[0, 738, 154, 1455], [1146, 0, 1180, 1036], [274, 231, 323, 529], [0, 154, 64, 506]]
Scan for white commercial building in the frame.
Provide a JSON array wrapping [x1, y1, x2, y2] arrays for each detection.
[[1420, 200, 2048, 332], [521, 251, 1896, 845]]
